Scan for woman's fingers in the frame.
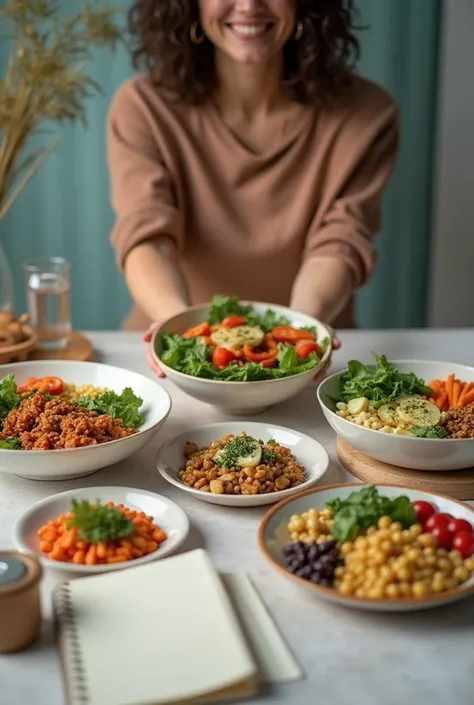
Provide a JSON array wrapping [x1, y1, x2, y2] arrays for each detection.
[[143, 322, 166, 377]]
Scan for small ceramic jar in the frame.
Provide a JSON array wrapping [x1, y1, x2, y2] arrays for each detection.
[[0, 552, 42, 653]]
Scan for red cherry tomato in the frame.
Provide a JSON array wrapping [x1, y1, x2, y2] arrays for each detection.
[[220, 316, 246, 328], [431, 525, 453, 550], [412, 500, 436, 525], [447, 518, 473, 535], [424, 512, 453, 531], [295, 340, 323, 359], [212, 346, 238, 368], [182, 322, 211, 338], [452, 531, 474, 558]]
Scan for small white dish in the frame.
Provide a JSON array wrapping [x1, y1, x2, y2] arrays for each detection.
[[12, 486, 190, 574], [155, 421, 330, 507], [317, 360, 474, 471], [0, 360, 172, 481], [152, 301, 332, 415], [258, 483, 474, 612]]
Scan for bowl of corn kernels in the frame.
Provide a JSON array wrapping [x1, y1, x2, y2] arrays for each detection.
[[258, 483, 474, 612]]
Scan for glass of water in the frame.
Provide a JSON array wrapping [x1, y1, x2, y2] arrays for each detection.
[[24, 257, 71, 350]]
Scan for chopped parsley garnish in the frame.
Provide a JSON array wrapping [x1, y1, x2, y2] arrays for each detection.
[[66, 499, 134, 544], [0, 437, 21, 450], [409, 425, 448, 439]]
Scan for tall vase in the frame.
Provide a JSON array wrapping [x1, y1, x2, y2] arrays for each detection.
[[0, 241, 15, 313]]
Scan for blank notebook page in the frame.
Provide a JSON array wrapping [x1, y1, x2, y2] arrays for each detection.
[[59, 549, 257, 705]]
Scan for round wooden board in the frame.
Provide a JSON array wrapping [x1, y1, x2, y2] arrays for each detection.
[[337, 437, 474, 500], [28, 332, 93, 362]]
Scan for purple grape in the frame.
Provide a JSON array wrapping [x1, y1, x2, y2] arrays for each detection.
[[307, 543, 320, 561], [295, 566, 312, 579], [310, 571, 322, 583], [318, 540, 337, 554]]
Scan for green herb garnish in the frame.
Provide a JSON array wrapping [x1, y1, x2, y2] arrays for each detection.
[[77, 388, 143, 428], [213, 435, 261, 468], [409, 425, 448, 439], [326, 485, 417, 542], [261, 448, 277, 463], [0, 374, 20, 428], [336, 353, 432, 408], [0, 436, 21, 449], [66, 499, 134, 543]]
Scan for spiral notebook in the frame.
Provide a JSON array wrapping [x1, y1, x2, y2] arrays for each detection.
[[52, 549, 302, 705]]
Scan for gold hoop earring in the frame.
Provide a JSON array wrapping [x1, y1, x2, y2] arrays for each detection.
[[294, 21, 303, 41], [190, 22, 205, 45]]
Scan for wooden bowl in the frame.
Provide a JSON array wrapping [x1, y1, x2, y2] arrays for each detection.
[[0, 326, 38, 364]]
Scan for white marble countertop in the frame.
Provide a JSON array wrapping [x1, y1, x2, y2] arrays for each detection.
[[1, 329, 474, 705]]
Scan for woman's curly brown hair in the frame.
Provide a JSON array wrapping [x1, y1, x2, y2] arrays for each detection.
[[128, 0, 361, 105]]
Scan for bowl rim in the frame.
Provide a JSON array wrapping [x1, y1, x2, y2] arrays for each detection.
[[12, 485, 190, 573], [317, 359, 474, 444], [258, 482, 474, 606], [151, 301, 333, 386], [155, 421, 330, 502], [0, 360, 172, 455]]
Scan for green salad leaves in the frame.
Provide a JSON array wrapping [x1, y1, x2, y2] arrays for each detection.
[[0, 374, 20, 425], [335, 353, 432, 408], [327, 485, 417, 542], [76, 388, 143, 428], [159, 295, 327, 381]]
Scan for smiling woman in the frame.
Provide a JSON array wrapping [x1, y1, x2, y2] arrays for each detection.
[[107, 1, 399, 360]]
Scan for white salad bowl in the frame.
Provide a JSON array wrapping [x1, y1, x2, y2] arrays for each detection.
[[152, 302, 332, 415], [0, 361, 172, 481], [13, 486, 190, 574], [317, 360, 474, 471], [258, 483, 474, 612], [155, 421, 330, 507]]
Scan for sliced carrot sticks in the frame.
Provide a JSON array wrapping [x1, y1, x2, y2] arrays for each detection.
[[429, 376, 474, 411]]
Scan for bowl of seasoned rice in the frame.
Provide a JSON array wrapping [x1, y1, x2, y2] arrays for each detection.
[[0, 360, 171, 481]]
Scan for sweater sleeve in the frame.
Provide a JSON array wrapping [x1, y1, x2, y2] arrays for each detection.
[[303, 101, 399, 288], [106, 82, 183, 271]]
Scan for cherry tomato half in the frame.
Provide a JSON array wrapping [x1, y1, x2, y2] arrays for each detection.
[[452, 531, 474, 558], [412, 500, 436, 525], [220, 316, 246, 328], [424, 512, 454, 531], [212, 346, 238, 368], [431, 525, 453, 550], [295, 340, 323, 359], [447, 518, 473, 535], [18, 376, 64, 395]]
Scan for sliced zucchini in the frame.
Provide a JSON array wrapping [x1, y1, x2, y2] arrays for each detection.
[[210, 325, 264, 350], [397, 397, 441, 428], [378, 402, 400, 424], [347, 397, 369, 415]]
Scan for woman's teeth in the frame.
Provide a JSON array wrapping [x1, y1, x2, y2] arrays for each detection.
[[230, 24, 268, 36]]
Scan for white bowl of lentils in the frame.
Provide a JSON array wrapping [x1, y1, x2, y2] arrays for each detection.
[[317, 360, 474, 471], [155, 422, 330, 506]]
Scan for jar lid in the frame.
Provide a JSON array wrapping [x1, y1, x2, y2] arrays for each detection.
[[0, 557, 27, 585], [0, 552, 42, 597]]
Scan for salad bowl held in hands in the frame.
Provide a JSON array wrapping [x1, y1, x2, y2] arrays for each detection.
[[317, 356, 474, 470], [152, 296, 333, 415]]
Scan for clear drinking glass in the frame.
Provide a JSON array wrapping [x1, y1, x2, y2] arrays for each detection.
[[24, 257, 71, 350]]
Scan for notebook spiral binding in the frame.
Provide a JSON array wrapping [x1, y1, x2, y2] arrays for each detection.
[[53, 584, 89, 705]]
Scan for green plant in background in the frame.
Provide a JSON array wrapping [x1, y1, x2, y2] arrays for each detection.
[[0, 0, 122, 223]]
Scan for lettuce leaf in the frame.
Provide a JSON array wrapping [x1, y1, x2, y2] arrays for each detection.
[[77, 388, 143, 428], [0, 437, 21, 450], [0, 374, 20, 428]]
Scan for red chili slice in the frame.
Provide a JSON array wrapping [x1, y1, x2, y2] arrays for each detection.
[[272, 326, 315, 343]]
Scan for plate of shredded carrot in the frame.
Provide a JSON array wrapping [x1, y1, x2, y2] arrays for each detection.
[[12, 487, 190, 573]]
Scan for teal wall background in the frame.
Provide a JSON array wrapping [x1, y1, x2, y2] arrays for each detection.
[[0, 0, 441, 330]]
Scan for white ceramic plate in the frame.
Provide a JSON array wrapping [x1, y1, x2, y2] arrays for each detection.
[[0, 360, 172, 481], [152, 302, 332, 415], [259, 483, 474, 612], [155, 421, 330, 507], [317, 360, 474, 471], [12, 486, 190, 574]]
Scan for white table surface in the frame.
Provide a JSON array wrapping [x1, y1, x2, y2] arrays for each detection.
[[1, 329, 474, 705]]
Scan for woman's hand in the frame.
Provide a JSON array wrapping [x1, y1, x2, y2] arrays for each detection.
[[143, 323, 165, 378]]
